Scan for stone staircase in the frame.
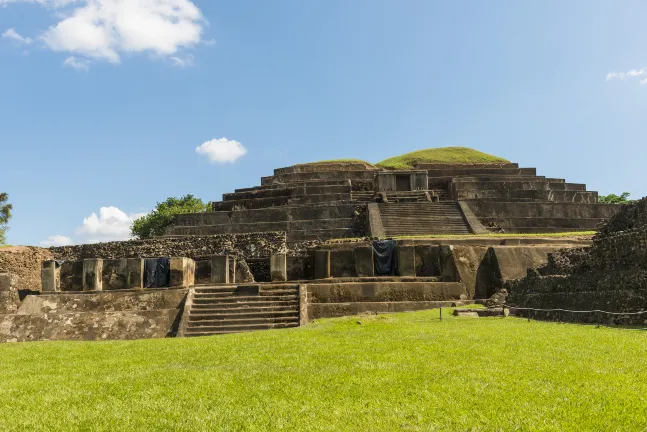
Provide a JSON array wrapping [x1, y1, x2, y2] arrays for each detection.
[[351, 191, 376, 202], [378, 201, 472, 236], [182, 284, 300, 337], [384, 191, 431, 203]]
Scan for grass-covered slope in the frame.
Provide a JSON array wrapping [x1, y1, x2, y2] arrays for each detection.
[[0, 310, 645, 431], [377, 146, 510, 169]]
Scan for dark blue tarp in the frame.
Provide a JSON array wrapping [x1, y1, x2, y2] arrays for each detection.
[[144, 258, 170, 288], [373, 240, 398, 276]]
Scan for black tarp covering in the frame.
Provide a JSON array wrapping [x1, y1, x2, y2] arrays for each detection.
[[144, 258, 170, 288], [373, 240, 398, 276]]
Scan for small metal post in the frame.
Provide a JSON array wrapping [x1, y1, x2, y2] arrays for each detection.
[[439, 307, 443, 321]]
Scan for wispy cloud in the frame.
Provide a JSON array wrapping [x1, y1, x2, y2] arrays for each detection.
[[2, 28, 33, 45], [63, 56, 91, 71], [606, 68, 647, 85]]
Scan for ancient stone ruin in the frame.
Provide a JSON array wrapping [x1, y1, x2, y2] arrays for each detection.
[[506, 197, 647, 325], [165, 156, 618, 240], [0, 148, 638, 342]]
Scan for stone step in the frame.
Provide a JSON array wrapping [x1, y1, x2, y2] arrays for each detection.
[[192, 295, 298, 304], [184, 322, 299, 336], [191, 300, 299, 309], [190, 307, 298, 316], [193, 289, 297, 297], [188, 316, 299, 326]]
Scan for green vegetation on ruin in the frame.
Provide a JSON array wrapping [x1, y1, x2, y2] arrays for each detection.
[[297, 159, 375, 166], [1, 310, 645, 431], [376, 146, 510, 169]]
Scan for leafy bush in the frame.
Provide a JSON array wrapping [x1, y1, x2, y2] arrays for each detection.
[[0, 193, 12, 245], [131, 195, 208, 239], [598, 192, 632, 204]]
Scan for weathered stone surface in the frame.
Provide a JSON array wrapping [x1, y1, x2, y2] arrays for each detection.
[[313, 250, 331, 279], [396, 246, 416, 277], [83, 259, 103, 292], [506, 198, 647, 324], [270, 254, 287, 282], [0, 273, 16, 292], [0, 310, 179, 342], [307, 282, 465, 303], [0, 246, 53, 292], [0, 289, 187, 342], [50, 233, 286, 261], [170, 257, 195, 287], [41, 261, 59, 292], [308, 300, 467, 320], [330, 250, 356, 278], [211, 255, 231, 284], [354, 247, 374, 277]]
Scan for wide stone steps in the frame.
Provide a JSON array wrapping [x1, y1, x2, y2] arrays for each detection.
[[185, 322, 298, 336], [182, 284, 300, 337], [378, 202, 471, 236]]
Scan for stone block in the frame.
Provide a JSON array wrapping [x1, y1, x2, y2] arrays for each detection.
[[211, 255, 232, 284], [270, 254, 287, 282], [397, 246, 416, 277], [102, 259, 129, 290], [314, 250, 331, 279], [126, 258, 144, 290], [60, 261, 83, 291], [42, 261, 60, 292], [170, 257, 195, 287], [354, 247, 374, 277], [330, 250, 357, 277], [83, 259, 103, 292], [286, 256, 313, 281]]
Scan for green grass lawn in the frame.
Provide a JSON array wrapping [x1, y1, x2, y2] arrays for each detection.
[[1, 311, 646, 431], [377, 147, 510, 169]]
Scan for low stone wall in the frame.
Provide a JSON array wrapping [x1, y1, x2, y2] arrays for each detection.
[[0, 247, 53, 292], [305, 281, 467, 321], [51, 233, 286, 261], [0, 289, 187, 342]]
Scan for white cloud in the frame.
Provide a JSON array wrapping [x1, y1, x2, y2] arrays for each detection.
[[40, 206, 146, 246], [606, 68, 647, 85], [2, 28, 33, 44], [40, 235, 73, 247], [75, 206, 146, 243], [196, 138, 248, 164], [2, 0, 210, 66], [64, 56, 91, 71], [169, 54, 194, 68]]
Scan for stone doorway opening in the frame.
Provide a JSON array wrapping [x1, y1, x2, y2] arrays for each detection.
[[396, 175, 410, 191]]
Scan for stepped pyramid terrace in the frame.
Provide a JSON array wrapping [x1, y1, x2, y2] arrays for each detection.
[[166, 147, 619, 241], [0, 147, 629, 341]]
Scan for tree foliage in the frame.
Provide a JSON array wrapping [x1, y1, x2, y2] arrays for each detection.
[[131, 195, 208, 239], [0, 193, 12, 245], [599, 192, 632, 204]]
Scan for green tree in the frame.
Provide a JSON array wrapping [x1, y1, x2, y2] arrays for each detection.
[[131, 195, 208, 239], [0, 193, 12, 245], [598, 192, 632, 204]]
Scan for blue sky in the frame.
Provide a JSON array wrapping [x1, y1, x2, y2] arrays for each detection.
[[1, 0, 646, 246]]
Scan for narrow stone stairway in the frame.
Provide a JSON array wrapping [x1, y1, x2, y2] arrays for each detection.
[[182, 284, 300, 337], [378, 201, 472, 236], [351, 191, 376, 202]]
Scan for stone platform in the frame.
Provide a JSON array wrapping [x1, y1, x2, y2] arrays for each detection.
[[166, 158, 620, 240]]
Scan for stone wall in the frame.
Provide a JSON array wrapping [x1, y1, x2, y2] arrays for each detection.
[[0, 247, 53, 292], [51, 233, 286, 261], [0, 289, 187, 342], [506, 198, 647, 324]]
